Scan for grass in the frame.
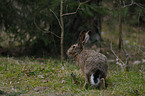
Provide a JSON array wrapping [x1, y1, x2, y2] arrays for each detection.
[[0, 23, 145, 95], [0, 57, 145, 96]]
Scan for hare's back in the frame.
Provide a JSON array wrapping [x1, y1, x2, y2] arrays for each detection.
[[85, 51, 108, 78]]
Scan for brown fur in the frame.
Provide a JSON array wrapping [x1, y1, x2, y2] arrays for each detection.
[[67, 31, 108, 88]]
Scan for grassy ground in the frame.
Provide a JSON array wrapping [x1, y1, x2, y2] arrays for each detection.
[[0, 57, 145, 96], [0, 24, 145, 95]]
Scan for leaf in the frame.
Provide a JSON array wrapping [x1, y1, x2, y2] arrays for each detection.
[[133, 61, 141, 65], [38, 75, 44, 79], [61, 80, 65, 84]]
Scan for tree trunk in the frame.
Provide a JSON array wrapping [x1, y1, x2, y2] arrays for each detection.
[[118, 1, 123, 50], [60, 0, 64, 60], [118, 14, 123, 50]]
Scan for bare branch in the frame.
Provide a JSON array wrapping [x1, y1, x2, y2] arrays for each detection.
[[50, 9, 62, 29], [134, 2, 145, 9], [62, 0, 91, 16], [123, 0, 135, 8], [110, 42, 127, 72], [134, 45, 145, 58], [122, 45, 129, 65], [34, 17, 61, 38], [62, 11, 78, 16], [123, 0, 145, 9], [47, 31, 61, 38], [110, 42, 125, 65], [80, 0, 91, 4], [34, 17, 45, 32]]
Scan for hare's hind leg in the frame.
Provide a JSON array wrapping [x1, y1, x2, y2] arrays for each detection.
[[100, 78, 105, 89]]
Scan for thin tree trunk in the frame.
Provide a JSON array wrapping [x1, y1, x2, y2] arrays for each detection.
[[60, 0, 64, 60], [118, 1, 123, 50], [118, 14, 123, 50]]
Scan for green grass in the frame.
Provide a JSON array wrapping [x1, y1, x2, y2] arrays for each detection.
[[0, 57, 145, 96], [0, 24, 145, 96]]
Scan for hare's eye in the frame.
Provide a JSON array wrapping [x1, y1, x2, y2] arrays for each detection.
[[73, 46, 76, 48]]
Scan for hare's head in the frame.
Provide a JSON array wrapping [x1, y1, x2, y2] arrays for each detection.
[[67, 31, 90, 58]]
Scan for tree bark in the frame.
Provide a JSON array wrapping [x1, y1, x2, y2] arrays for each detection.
[[118, 1, 123, 50], [60, 0, 64, 60]]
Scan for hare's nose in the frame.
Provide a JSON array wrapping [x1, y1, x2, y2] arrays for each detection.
[[66, 50, 71, 57]]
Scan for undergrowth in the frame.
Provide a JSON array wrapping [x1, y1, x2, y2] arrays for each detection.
[[0, 57, 145, 96]]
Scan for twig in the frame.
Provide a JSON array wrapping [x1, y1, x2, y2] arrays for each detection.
[[62, 4, 80, 16], [44, 31, 61, 38], [50, 9, 62, 29], [110, 42, 127, 72], [123, 0, 135, 7], [123, 47, 129, 65], [123, 0, 145, 9], [134, 44, 145, 58], [62, 0, 91, 16], [134, 2, 145, 9], [122, 44, 130, 71], [50, 31, 61, 38], [34, 17, 45, 32], [34, 17, 61, 38], [80, 0, 91, 4], [110, 42, 125, 65]]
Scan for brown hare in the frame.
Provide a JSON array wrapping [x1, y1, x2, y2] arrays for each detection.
[[67, 31, 108, 89]]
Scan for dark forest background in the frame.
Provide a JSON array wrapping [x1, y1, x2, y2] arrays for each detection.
[[0, 0, 145, 58]]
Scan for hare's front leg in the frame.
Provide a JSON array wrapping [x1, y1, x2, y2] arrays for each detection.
[[83, 75, 89, 89]]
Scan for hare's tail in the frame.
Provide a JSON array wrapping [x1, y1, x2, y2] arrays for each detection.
[[90, 70, 101, 87]]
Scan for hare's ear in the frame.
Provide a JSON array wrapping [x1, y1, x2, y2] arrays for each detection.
[[78, 31, 85, 45], [82, 31, 90, 46]]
